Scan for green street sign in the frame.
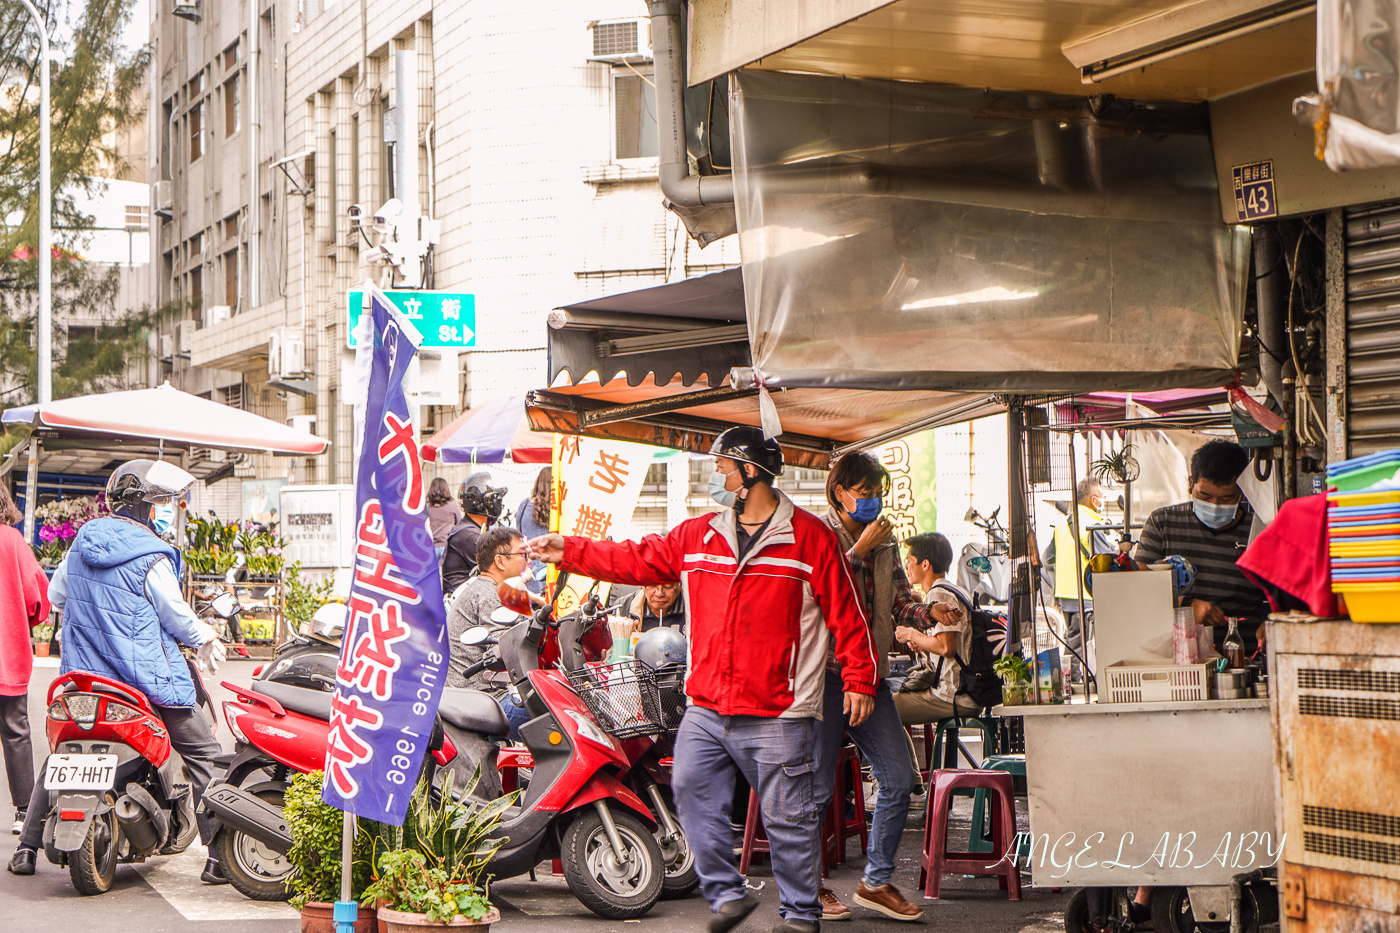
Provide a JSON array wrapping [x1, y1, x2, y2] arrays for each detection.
[[346, 290, 477, 348]]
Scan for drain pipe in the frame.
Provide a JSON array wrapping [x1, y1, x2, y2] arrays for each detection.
[[648, 0, 734, 207], [1253, 224, 1288, 409]]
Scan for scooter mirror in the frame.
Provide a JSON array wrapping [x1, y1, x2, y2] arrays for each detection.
[[490, 606, 523, 625], [461, 626, 493, 646]]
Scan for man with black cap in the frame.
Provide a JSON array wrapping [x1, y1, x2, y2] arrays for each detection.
[[529, 426, 877, 933], [440, 471, 507, 596]]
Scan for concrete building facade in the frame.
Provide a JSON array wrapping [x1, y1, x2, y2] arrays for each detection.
[[147, 0, 739, 518]]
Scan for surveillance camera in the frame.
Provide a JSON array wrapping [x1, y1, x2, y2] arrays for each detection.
[[362, 245, 390, 265], [373, 198, 403, 232], [348, 203, 368, 225]]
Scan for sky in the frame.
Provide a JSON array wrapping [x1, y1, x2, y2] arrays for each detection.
[[123, 0, 148, 52]]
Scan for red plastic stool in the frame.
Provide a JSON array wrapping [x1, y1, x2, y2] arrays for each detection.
[[918, 769, 1021, 900], [739, 790, 836, 879], [828, 744, 868, 865]]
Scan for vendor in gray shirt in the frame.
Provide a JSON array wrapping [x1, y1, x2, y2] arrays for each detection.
[[1135, 439, 1267, 653], [446, 525, 534, 738]]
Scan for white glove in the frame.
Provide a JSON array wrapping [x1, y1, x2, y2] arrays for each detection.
[[196, 626, 226, 674]]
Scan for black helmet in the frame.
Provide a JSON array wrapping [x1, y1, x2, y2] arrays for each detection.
[[709, 426, 783, 479], [460, 471, 506, 520], [106, 459, 196, 522]]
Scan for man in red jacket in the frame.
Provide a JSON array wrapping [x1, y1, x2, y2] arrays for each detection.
[[530, 427, 877, 933]]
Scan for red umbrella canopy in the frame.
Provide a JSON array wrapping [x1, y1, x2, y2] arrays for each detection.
[[420, 395, 551, 464]]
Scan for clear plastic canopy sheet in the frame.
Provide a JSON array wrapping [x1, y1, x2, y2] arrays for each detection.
[[730, 72, 1251, 394], [1293, 0, 1400, 170]]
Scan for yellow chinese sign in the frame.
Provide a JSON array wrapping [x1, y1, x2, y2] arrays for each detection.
[[876, 428, 936, 543], [548, 434, 654, 616]]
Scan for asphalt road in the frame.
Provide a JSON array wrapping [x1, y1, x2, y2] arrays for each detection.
[[0, 659, 1071, 933]]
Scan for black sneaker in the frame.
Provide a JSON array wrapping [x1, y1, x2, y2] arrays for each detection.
[[709, 892, 760, 933]]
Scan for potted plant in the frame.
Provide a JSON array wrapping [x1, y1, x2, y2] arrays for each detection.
[[32, 623, 53, 658], [994, 654, 1033, 706], [362, 769, 514, 932], [284, 770, 377, 933]]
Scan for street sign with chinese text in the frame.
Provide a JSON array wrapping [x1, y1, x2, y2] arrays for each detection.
[[347, 290, 476, 348], [1231, 160, 1277, 221]]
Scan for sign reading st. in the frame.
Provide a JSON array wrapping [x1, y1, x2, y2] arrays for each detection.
[[346, 290, 476, 348]]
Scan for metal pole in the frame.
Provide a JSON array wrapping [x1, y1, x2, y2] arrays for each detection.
[[394, 50, 420, 287], [1067, 433, 1091, 700], [334, 809, 358, 933], [1007, 403, 1039, 704], [21, 438, 40, 543], [18, 0, 52, 404]]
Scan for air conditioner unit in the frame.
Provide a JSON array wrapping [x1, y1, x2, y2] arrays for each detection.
[[172, 1, 202, 24], [159, 334, 175, 359], [204, 304, 232, 328], [268, 327, 305, 379], [588, 18, 652, 63], [153, 180, 173, 218], [175, 320, 194, 353], [287, 414, 317, 435]]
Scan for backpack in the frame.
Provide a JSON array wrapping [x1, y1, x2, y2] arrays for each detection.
[[930, 581, 1009, 710]]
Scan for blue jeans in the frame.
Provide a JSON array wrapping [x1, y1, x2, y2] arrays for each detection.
[[812, 670, 915, 888], [672, 706, 821, 922]]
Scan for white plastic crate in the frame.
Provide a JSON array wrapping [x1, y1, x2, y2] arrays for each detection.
[[1104, 662, 1209, 703]]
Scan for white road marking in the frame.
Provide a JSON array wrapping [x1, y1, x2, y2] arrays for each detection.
[[133, 848, 297, 922]]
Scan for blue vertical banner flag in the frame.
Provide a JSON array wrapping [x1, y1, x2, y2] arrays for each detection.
[[323, 288, 449, 825]]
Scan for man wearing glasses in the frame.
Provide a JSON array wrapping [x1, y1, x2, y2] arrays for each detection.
[[446, 527, 533, 736], [1134, 439, 1268, 655]]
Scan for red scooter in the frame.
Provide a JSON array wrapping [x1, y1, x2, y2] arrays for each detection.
[[36, 665, 219, 894], [203, 584, 667, 919]]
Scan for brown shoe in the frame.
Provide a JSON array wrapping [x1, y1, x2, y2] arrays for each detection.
[[819, 887, 853, 921], [853, 881, 924, 921]]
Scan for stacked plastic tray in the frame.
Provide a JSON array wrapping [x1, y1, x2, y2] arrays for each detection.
[[1327, 450, 1400, 623]]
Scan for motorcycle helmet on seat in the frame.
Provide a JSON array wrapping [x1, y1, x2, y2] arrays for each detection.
[[460, 471, 507, 521]]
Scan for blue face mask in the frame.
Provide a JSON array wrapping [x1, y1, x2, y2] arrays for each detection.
[[1191, 498, 1238, 530], [151, 502, 177, 535], [847, 496, 883, 524], [708, 470, 737, 508]]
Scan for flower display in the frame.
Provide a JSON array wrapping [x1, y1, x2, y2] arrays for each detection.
[[33, 495, 108, 565]]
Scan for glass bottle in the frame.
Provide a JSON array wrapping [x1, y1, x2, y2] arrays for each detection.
[[1223, 618, 1246, 670]]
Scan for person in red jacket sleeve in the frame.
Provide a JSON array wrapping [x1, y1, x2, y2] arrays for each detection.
[[530, 426, 877, 933], [0, 483, 50, 836]]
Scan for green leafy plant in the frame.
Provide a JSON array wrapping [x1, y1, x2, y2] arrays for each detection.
[[285, 561, 336, 633], [32, 623, 53, 644], [361, 850, 493, 924], [284, 770, 374, 909], [993, 654, 1032, 686], [241, 618, 276, 642], [1089, 443, 1140, 485], [364, 768, 515, 888]]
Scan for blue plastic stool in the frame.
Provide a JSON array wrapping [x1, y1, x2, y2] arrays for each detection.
[[969, 754, 1027, 854]]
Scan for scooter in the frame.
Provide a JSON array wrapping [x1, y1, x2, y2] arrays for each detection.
[[35, 661, 221, 895], [204, 580, 667, 919]]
